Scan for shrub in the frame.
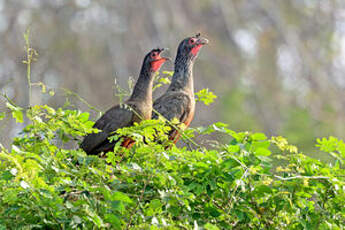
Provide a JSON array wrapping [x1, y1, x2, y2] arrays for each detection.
[[0, 102, 344, 229]]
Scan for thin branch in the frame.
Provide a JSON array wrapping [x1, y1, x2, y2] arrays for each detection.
[[274, 175, 330, 181], [227, 169, 249, 211], [59, 87, 102, 113]]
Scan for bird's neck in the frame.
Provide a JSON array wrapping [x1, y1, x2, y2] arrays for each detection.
[[168, 57, 194, 95], [129, 67, 154, 104]]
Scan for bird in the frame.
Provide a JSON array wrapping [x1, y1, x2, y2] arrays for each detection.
[[152, 33, 208, 144], [80, 48, 169, 155]]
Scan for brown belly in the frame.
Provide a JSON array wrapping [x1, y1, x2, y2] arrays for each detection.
[[121, 137, 135, 148], [183, 109, 195, 127], [169, 109, 195, 144]]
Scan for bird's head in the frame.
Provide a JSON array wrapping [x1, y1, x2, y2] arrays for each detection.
[[144, 48, 170, 73], [177, 33, 209, 61]]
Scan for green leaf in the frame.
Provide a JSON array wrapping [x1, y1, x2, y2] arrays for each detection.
[[110, 201, 125, 213], [254, 185, 272, 195], [222, 158, 240, 168], [105, 214, 121, 229], [79, 112, 90, 122], [255, 147, 272, 156], [1, 170, 14, 181], [6, 102, 23, 123], [158, 77, 170, 84], [204, 223, 220, 230], [162, 70, 174, 76], [149, 199, 162, 210], [0, 112, 5, 120], [195, 88, 217, 106], [251, 133, 267, 141], [13, 110, 24, 123], [252, 140, 270, 149], [226, 145, 241, 153], [112, 191, 133, 204]]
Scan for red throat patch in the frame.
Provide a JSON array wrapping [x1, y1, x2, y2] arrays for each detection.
[[191, 44, 203, 56], [151, 58, 166, 72]]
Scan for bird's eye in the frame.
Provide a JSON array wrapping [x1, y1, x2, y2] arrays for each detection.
[[189, 38, 196, 44], [151, 52, 157, 58]]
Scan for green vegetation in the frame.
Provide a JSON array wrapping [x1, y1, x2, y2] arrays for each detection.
[[0, 32, 344, 230], [0, 101, 345, 229]]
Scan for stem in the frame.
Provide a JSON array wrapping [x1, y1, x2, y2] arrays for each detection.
[[59, 87, 102, 113], [27, 56, 32, 106], [23, 28, 36, 107], [274, 175, 329, 181]]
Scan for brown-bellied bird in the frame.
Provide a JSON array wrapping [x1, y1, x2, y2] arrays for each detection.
[[152, 34, 208, 144], [81, 48, 169, 155]]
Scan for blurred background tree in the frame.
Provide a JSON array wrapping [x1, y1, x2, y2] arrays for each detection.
[[1, 0, 345, 158]]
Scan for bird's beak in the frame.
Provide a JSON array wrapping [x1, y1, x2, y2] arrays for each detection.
[[158, 48, 171, 62], [197, 37, 209, 46]]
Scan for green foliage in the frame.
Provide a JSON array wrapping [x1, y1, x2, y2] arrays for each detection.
[[195, 88, 217, 106], [152, 71, 217, 108], [0, 29, 344, 230], [6, 101, 23, 123], [113, 76, 134, 103], [0, 112, 5, 121], [0, 103, 344, 229], [153, 71, 173, 91]]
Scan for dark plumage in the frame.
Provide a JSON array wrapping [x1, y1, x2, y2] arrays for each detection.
[[81, 48, 168, 154], [153, 34, 208, 143]]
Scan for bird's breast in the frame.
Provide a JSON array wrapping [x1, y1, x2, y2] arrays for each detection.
[[184, 100, 195, 127], [132, 102, 152, 122]]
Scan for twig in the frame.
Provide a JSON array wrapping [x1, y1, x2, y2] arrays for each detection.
[[0, 93, 17, 106], [227, 169, 249, 210], [274, 175, 329, 181], [59, 87, 102, 113], [23, 28, 38, 107]]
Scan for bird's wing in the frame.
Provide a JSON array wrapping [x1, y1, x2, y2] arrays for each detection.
[[80, 104, 134, 154], [152, 92, 192, 123]]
